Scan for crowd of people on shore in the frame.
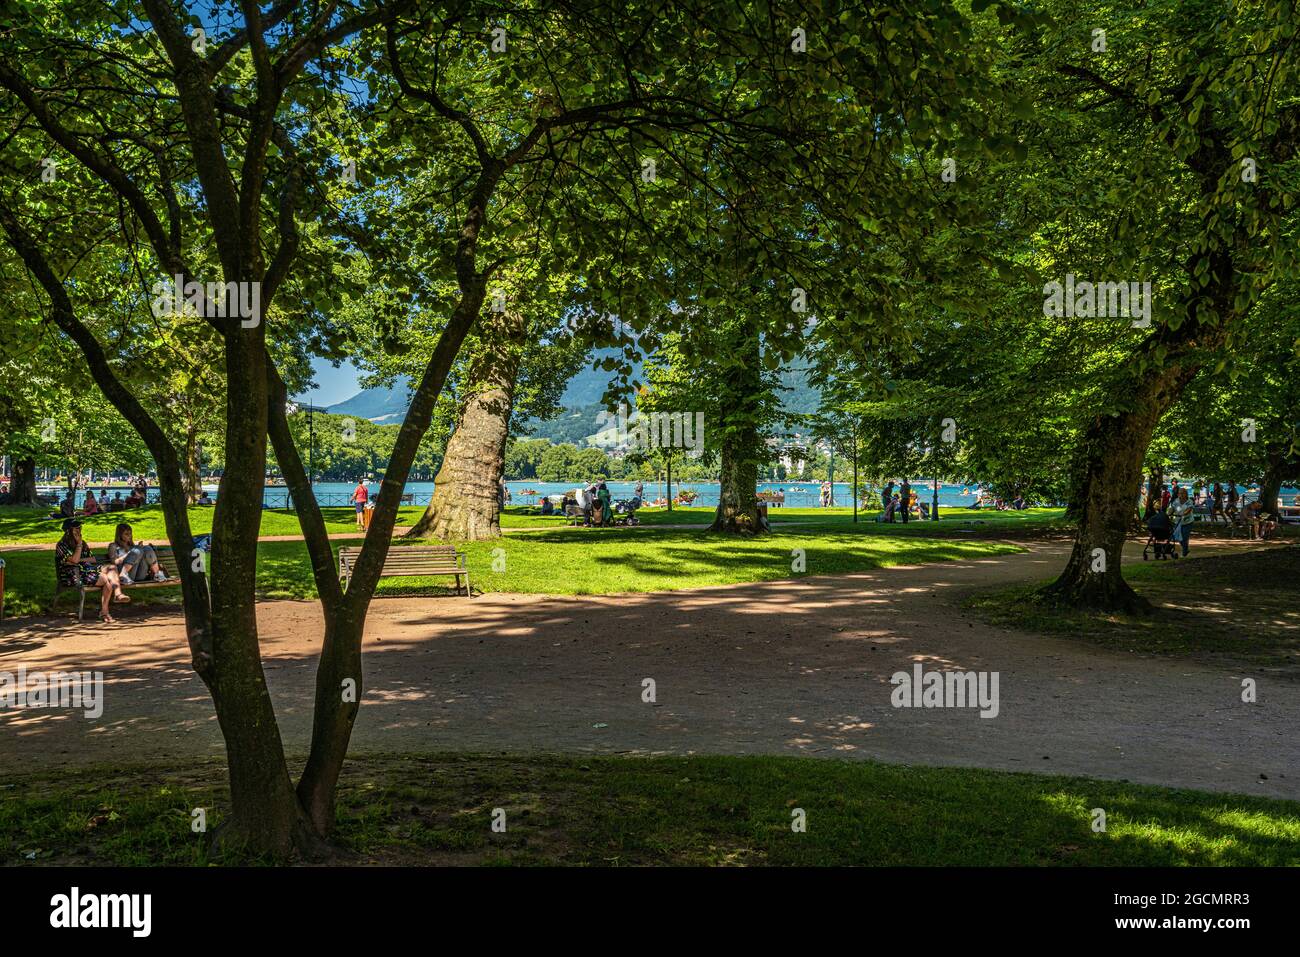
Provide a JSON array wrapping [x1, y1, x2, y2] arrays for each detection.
[[49, 477, 154, 519], [537, 479, 644, 527]]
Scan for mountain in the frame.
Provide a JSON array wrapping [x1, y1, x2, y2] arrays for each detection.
[[325, 377, 411, 423]]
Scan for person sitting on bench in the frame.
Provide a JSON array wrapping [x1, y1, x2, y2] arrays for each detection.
[[1243, 500, 1277, 540], [55, 519, 129, 622], [106, 523, 168, 584]]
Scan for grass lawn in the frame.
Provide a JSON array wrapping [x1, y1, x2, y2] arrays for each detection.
[[0, 504, 429, 546], [0, 502, 1066, 544], [501, 503, 1069, 531], [0, 521, 1024, 616], [4, 753, 1296, 866], [965, 544, 1300, 670]]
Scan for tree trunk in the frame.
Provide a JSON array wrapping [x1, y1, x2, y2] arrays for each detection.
[[407, 321, 521, 541], [1042, 365, 1202, 613], [183, 418, 202, 504], [709, 328, 764, 535], [1260, 451, 1287, 517], [294, 176, 498, 837], [7, 456, 38, 505], [711, 436, 762, 533], [204, 332, 312, 858]]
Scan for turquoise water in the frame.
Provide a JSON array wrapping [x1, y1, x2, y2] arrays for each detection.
[[264, 480, 982, 510]]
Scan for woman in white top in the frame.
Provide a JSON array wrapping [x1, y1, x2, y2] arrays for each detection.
[[107, 523, 168, 585], [1167, 487, 1194, 558]]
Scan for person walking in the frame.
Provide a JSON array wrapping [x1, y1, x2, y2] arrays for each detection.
[[1211, 482, 1226, 523], [1168, 487, 1194, 557], [351, 478, 369, 529], [899, 479, 912, 523]]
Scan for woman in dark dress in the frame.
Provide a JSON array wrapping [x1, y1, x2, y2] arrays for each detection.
[[54, 519, 129, 622]]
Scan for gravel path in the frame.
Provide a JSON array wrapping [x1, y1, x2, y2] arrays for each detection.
[[2, 540, 1296, 800]]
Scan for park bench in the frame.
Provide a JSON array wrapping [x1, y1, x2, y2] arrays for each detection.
[[337, 544, 471, 597], [53, 545, 188, 621]]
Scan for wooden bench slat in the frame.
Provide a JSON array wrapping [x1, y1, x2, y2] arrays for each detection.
[[337, 545, 471, 597]]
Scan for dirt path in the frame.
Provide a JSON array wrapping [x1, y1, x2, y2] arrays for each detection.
[[2, 540, 1296, 800]]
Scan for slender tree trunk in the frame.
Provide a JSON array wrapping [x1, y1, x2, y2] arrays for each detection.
[[205, 332, 312, 858], [408, 311, 523, 540], [183, 417, 202, 504], [295, 172, 498, 836]]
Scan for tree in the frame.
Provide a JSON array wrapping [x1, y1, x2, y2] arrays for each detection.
[[0, 0, 1030, 857], [1168, 284, 1300, 514], [997, 0, 1300, 611]]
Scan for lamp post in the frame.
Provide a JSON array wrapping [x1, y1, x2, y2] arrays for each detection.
[[824, 440, 835, 506], [932, 475, 939, 521]]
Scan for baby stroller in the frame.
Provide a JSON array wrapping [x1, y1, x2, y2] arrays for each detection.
[[611, 496, 641, 526], [1142, 509, 1177, 560]]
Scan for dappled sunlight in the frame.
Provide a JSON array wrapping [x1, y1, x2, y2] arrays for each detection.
[[3, 540, 1297, 807]]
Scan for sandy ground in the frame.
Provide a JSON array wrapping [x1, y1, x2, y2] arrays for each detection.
[[2, 540, 1297, 800]]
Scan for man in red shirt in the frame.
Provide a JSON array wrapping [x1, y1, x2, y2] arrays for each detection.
[[351, 479, 369, 529]]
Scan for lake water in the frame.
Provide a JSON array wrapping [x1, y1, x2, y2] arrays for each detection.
[[259, 480, 983, 510]]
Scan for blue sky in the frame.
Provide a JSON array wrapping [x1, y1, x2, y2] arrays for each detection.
[[296, 356, 364, 407]]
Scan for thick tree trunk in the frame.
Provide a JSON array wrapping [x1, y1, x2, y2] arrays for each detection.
[[711, 437, 762, 533], [7, 456, 38, 505], [1044, 388, 1186, 611], [408, 389, 510, 539], [1043, 364, 1205, 613], [709, 328, 764, 534], [1260, 452, 1287, 517], [408, 311, 523, 541]]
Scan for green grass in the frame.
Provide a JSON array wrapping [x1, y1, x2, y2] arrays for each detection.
[[500, 504, 1069, 530], [965, 545, 1300, 669], [0, 503, 428, 546], [4, 753, 1297, 865], [0, 502, 1066, 544], [0, 522, 1022, 616]]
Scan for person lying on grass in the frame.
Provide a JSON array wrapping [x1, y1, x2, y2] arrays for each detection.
[[54, 519, 130, 623], [106, 523, 169, 586]]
